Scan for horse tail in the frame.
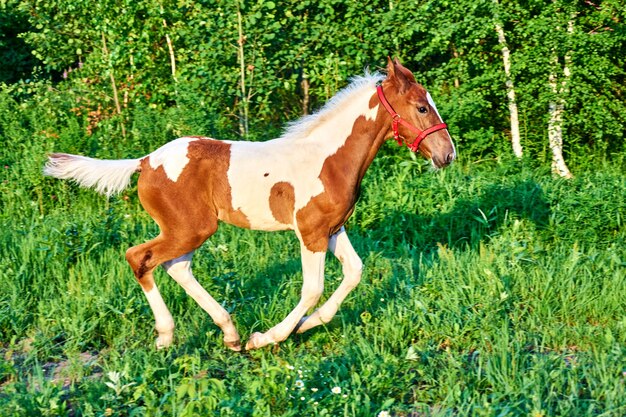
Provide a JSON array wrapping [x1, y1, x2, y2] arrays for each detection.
[[43, 153, 142, 197]]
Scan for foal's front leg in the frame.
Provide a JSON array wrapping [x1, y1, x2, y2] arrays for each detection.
[[296, 227, 363, 333], [245, 243, 326, 350]]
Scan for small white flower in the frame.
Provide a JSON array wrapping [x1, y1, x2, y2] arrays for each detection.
[[378, 411, 391, 417], [286, 364, 295, 370], [295, 379, 305, 389], [331, 386, 341, 394], [311, 387, 318, 392], [106, 371, 121, 383], [300, 396, 305, 401]]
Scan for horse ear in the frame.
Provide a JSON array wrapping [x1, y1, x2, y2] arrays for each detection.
[[386, 57, 413, 94], [386, 56, 395, 76]]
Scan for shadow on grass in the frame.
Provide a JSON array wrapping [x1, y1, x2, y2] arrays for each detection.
[[293, 178, 552, 344], [174, 178, 552, 351], [365, 178, 550, 254]]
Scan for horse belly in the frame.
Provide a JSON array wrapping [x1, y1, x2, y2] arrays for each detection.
[[222, 183, 295, 231], [226, 142, 320, 232]]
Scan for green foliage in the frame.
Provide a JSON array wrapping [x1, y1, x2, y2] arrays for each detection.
[[3, 0, 624, 160], [1, 92, 625, 414]]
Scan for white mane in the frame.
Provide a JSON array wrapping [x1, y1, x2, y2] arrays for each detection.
[[280, 72, 385, 140]]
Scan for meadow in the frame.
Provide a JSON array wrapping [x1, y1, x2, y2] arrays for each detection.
[[1, 0, 625, 414], [0, 110, 625, 416]]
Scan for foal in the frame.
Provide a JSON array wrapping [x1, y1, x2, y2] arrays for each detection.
[[44, 59, 455, 351]]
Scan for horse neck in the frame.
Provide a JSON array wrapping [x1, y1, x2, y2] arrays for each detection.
[[304, 89, 390, 188], [348, 112, 390, 184]]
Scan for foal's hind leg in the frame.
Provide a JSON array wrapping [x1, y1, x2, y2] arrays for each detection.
[[126, 235, 179, 349], [127, 162, 222, 348], [126, 229, 215, 349], [162, 252, 241, 351], [128, 252, 175, 349], [296, 227, 362, 333]]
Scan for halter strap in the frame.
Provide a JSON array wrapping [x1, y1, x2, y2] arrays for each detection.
[[376, 82, 448, 152]]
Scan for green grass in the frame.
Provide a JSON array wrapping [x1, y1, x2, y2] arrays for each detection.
[[1, 101, 625, 415], [1, 153, 625, 416]]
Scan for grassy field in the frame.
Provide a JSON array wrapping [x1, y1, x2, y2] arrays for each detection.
[[1, 114, 625, 416]]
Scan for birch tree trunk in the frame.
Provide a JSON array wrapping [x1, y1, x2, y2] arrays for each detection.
[[547, 19, 574, 179], [236, 5, 249, 139], [493, 0, 522, 158]]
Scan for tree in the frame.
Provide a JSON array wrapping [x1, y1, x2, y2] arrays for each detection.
[[493, 0, 522, 158], [547, 15, 574, 179], [6, 0, 626, 164]]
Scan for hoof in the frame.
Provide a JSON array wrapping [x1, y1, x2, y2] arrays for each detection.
[[245, 332, 270, 350], [155, 334, 173, 350], [225, 339, 242, 352]]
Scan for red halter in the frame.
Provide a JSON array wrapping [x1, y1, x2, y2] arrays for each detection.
[[376, 82, 448, 152]]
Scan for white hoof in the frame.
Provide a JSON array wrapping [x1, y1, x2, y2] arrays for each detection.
[[155, 333, 173, 349], [245, 332, 271, 350]]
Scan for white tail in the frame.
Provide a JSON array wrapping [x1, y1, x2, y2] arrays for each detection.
[[44, 153, 141, 197]]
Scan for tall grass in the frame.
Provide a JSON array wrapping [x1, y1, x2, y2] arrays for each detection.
[[0, 92, 625, 416]]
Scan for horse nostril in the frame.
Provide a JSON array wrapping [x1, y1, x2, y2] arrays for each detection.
[[446, 152, 455, 164]]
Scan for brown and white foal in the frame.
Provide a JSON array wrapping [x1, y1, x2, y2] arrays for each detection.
[[44, 59, 455, 351]]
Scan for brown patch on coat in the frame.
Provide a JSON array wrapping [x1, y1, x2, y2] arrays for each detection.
[[296, 105, 387, 252], [186, 140, 251, 229], [136, 139, 251, 233], [269, 181, 296, 225], [125, 139, 251, 283]]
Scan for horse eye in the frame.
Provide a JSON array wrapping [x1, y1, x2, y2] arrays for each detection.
[[418, 106, 428, 114]]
